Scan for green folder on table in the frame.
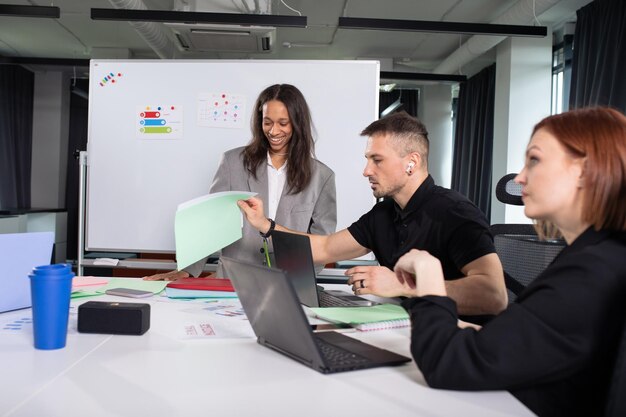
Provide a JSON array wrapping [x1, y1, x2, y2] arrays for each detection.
[[310, 304, 410, 331]]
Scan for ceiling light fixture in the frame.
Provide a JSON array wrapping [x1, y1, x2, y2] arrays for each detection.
[[338, 17, 546, 37], [380, 71, 467, 83], [0, 57, 90, 67], [0, 4, 60, 18], [91, 8, 307, 28]]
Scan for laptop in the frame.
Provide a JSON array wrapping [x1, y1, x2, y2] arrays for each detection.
[[272, 230, 377, 307], [0, 232, 55, 313], [221, 256, 411, 374]]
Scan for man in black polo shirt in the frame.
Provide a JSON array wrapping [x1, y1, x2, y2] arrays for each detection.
[[238, 112, 507, 317]]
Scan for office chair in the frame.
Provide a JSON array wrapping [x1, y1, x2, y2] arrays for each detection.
[[491, 232, 565, 301], [495, 173, 523, 206], [605, 317, 626, 417], [491, 173, 566, 302]]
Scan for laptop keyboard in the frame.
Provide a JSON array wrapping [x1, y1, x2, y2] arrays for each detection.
[[314, 338, 369, 367], [318, 291, 356, 307]]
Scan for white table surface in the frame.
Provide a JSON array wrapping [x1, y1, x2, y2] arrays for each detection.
[[0, 279, 534, 417]]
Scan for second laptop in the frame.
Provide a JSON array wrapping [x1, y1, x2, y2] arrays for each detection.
[[272, 230, 377, 307]]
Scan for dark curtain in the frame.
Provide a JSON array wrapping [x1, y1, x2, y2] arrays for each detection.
[[379, 89, 419, 118], [65, 79, 89, 260], [0, 65, 34, 209], [569, 0, 626, 112], [451, 64, 495, 220]]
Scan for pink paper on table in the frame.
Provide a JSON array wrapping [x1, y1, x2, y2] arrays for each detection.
[[72, 276, 108, 290]]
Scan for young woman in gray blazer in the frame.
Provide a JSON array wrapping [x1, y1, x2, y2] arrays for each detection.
[[146, 84, 336, 280]]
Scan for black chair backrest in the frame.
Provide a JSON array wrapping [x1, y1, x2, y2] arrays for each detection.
[[490, 223, 535, 236], [495, 234, 565, 297], [490, 223, 566, 302], [492, 174, 566, 302]]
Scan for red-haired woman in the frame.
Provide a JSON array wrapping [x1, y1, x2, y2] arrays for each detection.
[[394, 107, 626, 417]]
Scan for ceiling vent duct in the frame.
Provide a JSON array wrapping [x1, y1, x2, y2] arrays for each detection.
[[165, 23, 275, 53]]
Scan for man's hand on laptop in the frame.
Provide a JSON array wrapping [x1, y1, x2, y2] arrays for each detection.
[[345, 266, 415, 298]]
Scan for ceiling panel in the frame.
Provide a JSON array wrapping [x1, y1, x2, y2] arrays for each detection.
[[0, 0, 589, 78]]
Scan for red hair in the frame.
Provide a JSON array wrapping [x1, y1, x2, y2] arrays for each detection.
[[532, 107, 626, 232]]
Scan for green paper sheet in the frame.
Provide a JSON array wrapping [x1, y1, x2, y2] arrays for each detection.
[[174, 191, 256, 270], [310, 303, 408, 325], [71, 290, 104, 299], [97, 278, 168, 294]]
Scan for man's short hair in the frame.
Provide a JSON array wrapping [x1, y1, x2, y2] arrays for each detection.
[[360, 112, 429, 166]]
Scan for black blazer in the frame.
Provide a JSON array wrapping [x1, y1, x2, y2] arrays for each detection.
[[402, 227, 626, 417]]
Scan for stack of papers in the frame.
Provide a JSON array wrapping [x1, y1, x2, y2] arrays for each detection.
[[165, 278, 237, 299]]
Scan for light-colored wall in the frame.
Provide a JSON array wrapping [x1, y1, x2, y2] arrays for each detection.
[[31, 71, 70, 208], [28, 71, 70, 262], [419, 84, 453, 188], [0, 213, 67, 263], [491, 35, 553, 224], [0, 216, 21, 234]]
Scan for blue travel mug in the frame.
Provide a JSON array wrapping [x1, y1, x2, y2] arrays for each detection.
[[29, 263, 74, 350]]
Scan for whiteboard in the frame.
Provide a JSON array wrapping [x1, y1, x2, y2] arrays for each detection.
[[86, 60, 379, 252]]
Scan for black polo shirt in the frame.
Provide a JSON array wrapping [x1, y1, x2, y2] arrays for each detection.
[[348, 175, 495, 279]]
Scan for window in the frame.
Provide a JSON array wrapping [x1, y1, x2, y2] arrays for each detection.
[[551, 34, 573, 115]]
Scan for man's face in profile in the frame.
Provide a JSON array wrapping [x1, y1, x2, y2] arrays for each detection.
[[362, 133, 409, 200]]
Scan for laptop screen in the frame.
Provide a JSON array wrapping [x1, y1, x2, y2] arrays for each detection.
[[220, 256, 412, 373], [220, 256, 324, 364], [0, 232, 54, 313], [271, 230, 320, 307]]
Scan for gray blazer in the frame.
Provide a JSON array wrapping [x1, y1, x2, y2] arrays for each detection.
[[183, 146, 337, 276]]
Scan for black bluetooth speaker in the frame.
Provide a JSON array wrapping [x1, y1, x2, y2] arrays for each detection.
[[78, 301, 150, 335]]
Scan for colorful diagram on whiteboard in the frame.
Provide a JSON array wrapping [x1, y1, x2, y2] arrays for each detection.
[[198, 92, 246, 128], [137, 105, 183, 139]]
